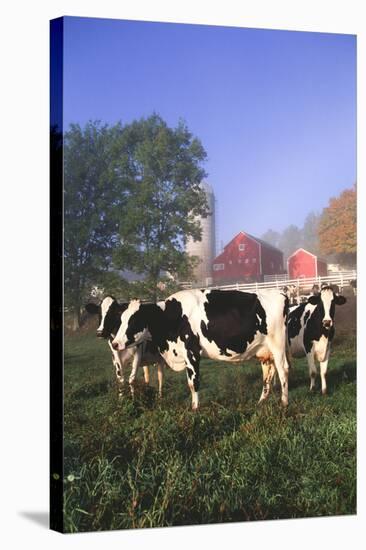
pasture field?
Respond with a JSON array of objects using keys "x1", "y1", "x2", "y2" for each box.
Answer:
[{"x1": 63, "y1": 305, "x2": 356, "y2": 533}]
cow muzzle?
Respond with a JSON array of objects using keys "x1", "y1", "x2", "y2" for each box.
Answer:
[
  {"x1": 111, "y1": 340, "x2": 122, "y2": 350},
  {"x1": 322, "y1": 319, "x2": 332, "y2": 329}
]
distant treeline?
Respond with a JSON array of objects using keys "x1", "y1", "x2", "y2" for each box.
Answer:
[{"x1": 261, "y1": 185, "x2": 356, "y2": 266}]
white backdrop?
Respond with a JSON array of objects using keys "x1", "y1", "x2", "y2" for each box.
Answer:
[{"x1": 0, "y1": 1, "x2": 364, "y2": 548}]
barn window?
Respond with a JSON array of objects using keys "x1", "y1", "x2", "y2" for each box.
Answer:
[
  {"x1": 213, "y1": 263, "x2": 225, "y2": 271},
  {"x1": 228, "y1": 260, "x2": 232, "y2": 265},
  {"x1": 239, "y1": 244, "x2": 246, "y2": 251},
  {"x1": 252, "y1": 258, "x2": 256, "y2": 263},
  {"x1": 245, "y1": 258, "x2": 249, "y2": 264}
]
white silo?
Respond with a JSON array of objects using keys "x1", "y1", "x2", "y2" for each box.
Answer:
[{"x1": 186, "y1": 181, "x2": 216, "y2": 286}]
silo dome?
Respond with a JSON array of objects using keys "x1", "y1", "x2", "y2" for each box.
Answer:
[{"x1": 186, "y1": 181, "x2": 216, "y2": 285}]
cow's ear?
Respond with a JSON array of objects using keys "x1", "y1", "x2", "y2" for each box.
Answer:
[
  {"x1": 308, "y1": 295, "x2": 320, "y2": 305},
  {"x1": 335, "y1": 295, "x2": 347, "y2": 306},
  {"x1": 85, "y1": 302, "x2": 100, "y2": 315}
]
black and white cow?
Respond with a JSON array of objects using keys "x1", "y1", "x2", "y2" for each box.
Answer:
[
  {"x1": 111, "y1": 288, "x2": 290, "y2": 410},
  {"x1": 85, "y1": 296, "x2": 165, "y2": 397},
  {"x1": 282, "y1": 284, "x2": 299, "y2": 305},
  {"x1": 261, "y1": 285, "x2": 346, "y2": 396}
]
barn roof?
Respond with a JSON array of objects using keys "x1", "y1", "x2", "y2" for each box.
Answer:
[
  {"x1": 213, "y1": 231, "x2": 284, "y2": 262},
  {"x1": 241, "y1": 232, "x2": 284, "y2": 255},
  {"x1": 287, "y1": 248, "x2": 327, "y2": 264}
]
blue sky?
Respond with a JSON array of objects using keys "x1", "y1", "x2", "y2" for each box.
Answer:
[{"x1": 63, "y1": 16, "x2": 356, "y2": 248}]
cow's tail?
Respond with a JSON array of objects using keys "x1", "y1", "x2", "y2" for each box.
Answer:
[{"x1": 285, "y1": 334, "x2": 292, "y2": 369}]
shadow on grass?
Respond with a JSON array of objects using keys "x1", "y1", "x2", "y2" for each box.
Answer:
[
  {"x1": 285, "y1": 360, "x2": 356, "y2": 396},
  {"x1": 325, "y1": 361, "x2": 356, "y2": 393}
]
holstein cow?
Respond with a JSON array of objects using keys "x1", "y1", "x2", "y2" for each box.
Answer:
[
  {"x1": 261, "y1": 284, "x2": 346, "y2": 396},
  {"x1": 282, "y1": 284, "x2": 299, "y2": 305},
  {"x1": 111, "y1": 289, "x2": 290, "y2": 410},
  {"x1": 85, "y1": 296, "x2": 165, "y2": 397}
]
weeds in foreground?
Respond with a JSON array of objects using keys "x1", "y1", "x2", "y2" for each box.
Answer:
[{"x1": 62, "y1": 332, "x2": 356, "y2": 532}]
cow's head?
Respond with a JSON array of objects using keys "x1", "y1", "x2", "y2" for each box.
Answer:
[
  {"x1": 307, "y1": 285, "x2": 346, "y2": 329},
  {"x1": 85, "y1": 295, "x2": 125, "y2": 338},
  {"x1": 111, "y1": 299, "x2": 150, "y2": 351}
]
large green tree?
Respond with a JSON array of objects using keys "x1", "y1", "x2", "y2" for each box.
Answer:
[
  {"x1": 113, "y1": 115, "x2": 209, "y2": 299},
  {"x1": 64, "y1": 115, "x2": 209, "y2": 327},
  {"x1": 64, "y1": 121, "x2": 125, "y2": 329}
]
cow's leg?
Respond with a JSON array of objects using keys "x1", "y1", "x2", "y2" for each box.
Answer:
[
  {"x1": 186, "y1": 368, "x2": 199, "y2": 410},
  {"x1": 319, "y1": 347, "x2": 330, "y2": 395},
  {"x1": 270, "y1": 348, "x2": 290, "y2": 407},
  {"x1": 128, "y1": 346, "x2": 142, "y2": 397},
  {"x1": 143, "y1": 366, "x2": 150, "y2": 385},
  {"x1": 186, "y1": 357, "x2": 200, "y2": 411},
  {"x1": 114, "y1": 360, "x2": 125, "y2": 396},
  {"x1": 258, "y1": 361, "x2": 276, "y2": 403},
  {"x1": 307, "y1": 351, "x2": 317, "y2": 392},
  {"x1": 108, "y1": 345, "x2": 125, "y2": 397},
  {"x1": 157, "y1": 363, "x2": 163, "y2": 398}
]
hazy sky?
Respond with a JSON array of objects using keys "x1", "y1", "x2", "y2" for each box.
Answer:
[{"x1": 63, "y1": 16, "x2": 356, "y2": 248}]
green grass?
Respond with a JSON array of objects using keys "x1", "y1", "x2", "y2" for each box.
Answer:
[{"x1": 62, "y1": 332, "x2": 356, "y2": 532}]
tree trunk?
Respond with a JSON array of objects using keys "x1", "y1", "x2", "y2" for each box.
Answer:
[
  {"x1": 146, "y1": 267, "x2": 160, "y2": 302},
  {"x1": 71, "y1": 306, "x2": 81, "y2": 331}
]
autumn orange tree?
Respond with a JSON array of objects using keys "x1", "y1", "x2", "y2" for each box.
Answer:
[{"x1": 318, "y1": 184, "x2": 356, "y2": 265}]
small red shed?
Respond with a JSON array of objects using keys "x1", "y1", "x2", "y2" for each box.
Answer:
[
  {"x1": 212, "y1": 231, "x2": 284, "y2": 284},
  {"x1": 287, "y1": 248, "x2": 328, "y2": 279}
]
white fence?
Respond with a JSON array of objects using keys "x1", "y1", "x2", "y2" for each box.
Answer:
[
  {"x1": 263, "y1": 274, "x2": 289, "y2": 283},
  {"x1": 180, "y1": 271, "x2": 356, "y2": 296}
]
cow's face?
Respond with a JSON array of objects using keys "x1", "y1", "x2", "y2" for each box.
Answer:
[
  {"x1": 112, "y1": 300, "x2": 149, "y2": 351},
  {"x1": 308, "y1": 286, "x2": 346, "y2": 328},
  {"x1": 85, "y1": 296, "x2": 120, "y2": 338}
]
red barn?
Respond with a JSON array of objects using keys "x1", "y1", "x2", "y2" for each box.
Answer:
[
  {"x1": 212, "y1": 231, "x2": 284, "y2": 284},
  {"x1": 287, "y1": 248, "x2": 328, "y2": 279}
]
